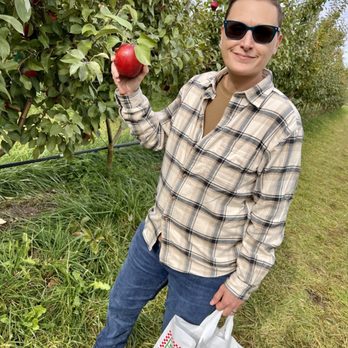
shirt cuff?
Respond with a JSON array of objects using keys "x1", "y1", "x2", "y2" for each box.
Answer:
[
  {"x1": 224, "y1": 272, "x2": 257, "y2": 301},
  {"x1": 115, "y1": 88, "x2": 145, "y2": 108}
]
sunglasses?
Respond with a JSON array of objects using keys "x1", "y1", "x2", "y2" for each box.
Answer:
[{"x1": 223, "y1": 20, "x2": 280, "y2": 44}]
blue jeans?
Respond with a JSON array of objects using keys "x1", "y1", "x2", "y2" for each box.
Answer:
[{"x1": 95, "y1": 222, "x2": 230, "y2": 348}]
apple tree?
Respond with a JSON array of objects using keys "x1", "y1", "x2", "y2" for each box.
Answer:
[
  {"x1": 0, "y1": 0, "x2": 155, "y2": 165},
  {"x1": 269, "y1": 0, "x2": 348, "y2": 112}
]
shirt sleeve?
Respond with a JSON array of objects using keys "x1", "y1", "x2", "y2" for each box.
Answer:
[
  {"x1": 115, "y1": 88, "x2": 183, "y2": 151},
  {"x1": 225, "y1": 120, "x2": 303, "y2": 300}
]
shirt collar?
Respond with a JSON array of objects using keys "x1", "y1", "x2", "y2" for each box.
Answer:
[{"x1": 209, "y1": 68, "x2": 275, "y2": 109}]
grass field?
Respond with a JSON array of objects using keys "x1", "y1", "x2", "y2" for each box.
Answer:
[{"x1": 0, "y1": 104, "x2": 347, "y2": 347}]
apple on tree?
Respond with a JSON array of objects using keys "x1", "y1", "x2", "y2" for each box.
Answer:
[
  {"x1": 23, "y1": 70, "x2": 38, "y2": 78},
  {"x1": 47, "y1": 10, "x2": 58, "y2": 22},
  {"x1": 114, "y1": 43, "x2": 144, "y2": 78},
  {"x1": 211, "y1": 1, "x2": 219, "y2": 11}
]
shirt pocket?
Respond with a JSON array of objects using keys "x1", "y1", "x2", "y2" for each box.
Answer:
[{"x1": 213, "y1": 149, "x2": 259, "y2": 195}]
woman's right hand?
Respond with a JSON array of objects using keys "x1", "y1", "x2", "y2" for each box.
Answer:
[{"x1": 111, "y1": 58, "x2": 149, "y2": 96}]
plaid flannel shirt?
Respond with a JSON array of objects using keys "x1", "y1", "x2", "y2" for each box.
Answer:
[{"x1": 115, "y1": 68, "x2": 303, "y2": 300}]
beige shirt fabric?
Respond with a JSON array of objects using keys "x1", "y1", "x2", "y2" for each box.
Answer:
[{"x1": 115, "y1": 68, "x2": 303, "y2": 300}]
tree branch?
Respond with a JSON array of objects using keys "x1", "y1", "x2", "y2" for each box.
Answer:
[{"x1": 0, "y1": 98, "x2": 32, "y2": 158}]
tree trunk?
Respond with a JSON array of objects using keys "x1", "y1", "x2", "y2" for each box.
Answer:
[
  {"x1": 0, "y1": 99, "x2": 32, "y2": 158},
  {"x1": 106, "y1": 119, "x2": 123, "y2": 174}
]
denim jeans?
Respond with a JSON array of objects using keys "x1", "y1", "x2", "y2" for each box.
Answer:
[{"x1": 94, "y1": 222, "x2": 230, "y2": 348}]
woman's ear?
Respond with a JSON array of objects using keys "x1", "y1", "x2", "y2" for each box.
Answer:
[{"x1": 272, "y1": 33, "x2": 283, "y2": 55}]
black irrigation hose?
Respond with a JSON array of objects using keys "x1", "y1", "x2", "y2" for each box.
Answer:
[{"x1": 0, "y1": 141, "x2": 140, "y2": 170}]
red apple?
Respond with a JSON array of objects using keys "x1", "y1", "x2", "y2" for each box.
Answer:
[
  {"x1": 114, "y1": 44, "x2": 143, "y2": 78},
  {"x1": 23, "y1": 70, "x2": 38, "y2": 78},
  {"x1": 48, "y1": 10, "x2": 58, "y2": 22},
  {"x1": 211, "y1": 1, "x2": 219, "y2": 11}
]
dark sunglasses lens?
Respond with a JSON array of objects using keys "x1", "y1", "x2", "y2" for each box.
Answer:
[
  {"x1": 225, "y1": 22, "x2": 247, "y2": 40},
  {"x1": 253, "y1": 26, "x2": 276, "y2": 43}
]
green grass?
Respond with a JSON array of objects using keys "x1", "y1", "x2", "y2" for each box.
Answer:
[{"x1": 0, "y1": 104, "x2": 347, "y2": 347}]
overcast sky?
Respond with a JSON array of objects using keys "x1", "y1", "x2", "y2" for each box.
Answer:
[{"x1": 343, "y1": 8, "x2": 348, "y2": 67}]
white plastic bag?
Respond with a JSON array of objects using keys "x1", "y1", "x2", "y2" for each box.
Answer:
[{"x1": 153, "y1": 310, "x2": 243, "y2": 348}]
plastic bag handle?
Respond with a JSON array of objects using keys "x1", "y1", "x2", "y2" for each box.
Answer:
[
  {"x1": 197, "y1": 310, "x2": 223, "y2": 343},
  {"x1": 222, "y1": 314, "x2": 234, "y2": 340}
]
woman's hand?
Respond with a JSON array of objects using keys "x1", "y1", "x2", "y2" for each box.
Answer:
[{"x1": 111, "y1": 58, "x2": 149, "y2": 96}]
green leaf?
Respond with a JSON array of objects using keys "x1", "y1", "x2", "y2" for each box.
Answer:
[
  {"x1": 26, "y1": 59, "x2": 44, "y2": 71},
  {"x1": 46, "y1": 136, "x2": 56, "y2": 152},
  {"x1": 33, "y1": 146, "x2": 41, "y2": 159},
  {"x1": 137, "y1": 22, "x2": 146, "y2": 31},
  {"x1": 0, "y1": 60, "x2": 19, "y2": 72},
  {"x1": 114, "y1": 16, "x2": 132, "y2": 30},
  {"x1": 158, "y1": 28, "x2": 166, "y2": 38},
  {"x1": 91, "y1": 281, "x2": 111, "y2": 291},
  {"x1": 95, "y1": 25, "x2": 120, "y2": 39},
  {"x1": 176, "y1": 57, "x2": 183, "y2": 70},
  {"x1": 134, "y1": 45, "x2": 151, "y2": 66},
  {"x1": 82, "y1": 8, "x2": 94, "y2": 21},
  {"x1": 120, "y1": 4, "x2": 138, "y2": 22},
  {"x1": 163, "y1": 35, "x2": 169, "y2": 45},
  {"x1": 87, "y1": 61, "x2": 103, "y2": 83},
  {"x1": 77, "y1": 40, "x2": 92, "y2": 55},
  {"x1": 78, "y1": 64, "x2": 88, "y2": 81},
  {"x1": 37, "y1": 133, "x2": 46, "y2": 146},
  {"x1": 0, "y1": 15, "x2": 24, "y2": 34},
  {"x1": 1, "y1": 141, "x2": 11, "y2": 154},
  {"x1": 137, "y1": 33, "x2": 156, "y2": 49},
  {"x1": 23, "y1": 257, "x2": 36, "y2": 265},
  {"x1": 69, "y1": 0, "x2": 76, "y2": 9},
  {"x1": 98, "y1": 101, "x2": 106, "y2": 113},
  {"x1": 64, "y1": 125, "x2": 74, "y2": 138},
  {"x1": 27, "y1": 305, "x2": 46, "y2": 320},
  {"x1": 70, "y1": 24, "x2": 82, "y2": 34},
  {"x1": 69, "y1": 62, "x2": 84, "y2": 75},
  {"x1": 82, "y1": 23, "x2": 97, "y2": 36},
  {"x1": 50, "y1": 124, "x2": 63, "y2": 136},
  {"x1": 172, "y1": 27, "x2": 179, "y2": 39},
  {"x1": 38, "y1": 28, "x2": 49, "y2": 48},
  {"x1": 15, "y1": 0, "x2": 32, "y2": 23},
  {"x1": 68, "y1": 49, "x2": 85, "y2": 61},
  {"x1": 92, "y1": 53, "x2": 109, "y2": 60},
  {"x1": 73, "y1": 296, "x2": 81, "y2": 307},
  {"x1": 0, "y1": 37, "x2": 10, "y2": 60},
  {"x1": 88, "y1": 105, "x2": 99, "y2": 118},
  {"x1": 0, "y1": 27, "x2": 10, "y2": 39},
  {"x1": 106, "y1": 36, "x2": 120, "y2": 50},
  {"x1": 0, "y1": 315, "x2": 10, "y2": 325},
  {"x1": 164, "y1": 14, "x2": 175, "y2": 25},
  {"x1": 99, "y1": 6, "x2": 132, "y2": 30},
  {"x1": 61, "y1": 49, "x2": 85, "y2": 64},
  {"x1": 99, "y1": 5, "x2": 113, "y2": 17},
  {"x1": 54, "y1": 113, "x2": 68, "y2": 122},
  {"x1": 90, "y1": 241, "x2": 99, "y2": 254},
  {"x1": 8, "y1": 131, "x2": 21, "y2": 142},
  {"x1": 40, "y1": 51, "x2": 51, "y2": 72},
  {"x1": 19, "y1": 75, "x2": 32, "y2": 90}
]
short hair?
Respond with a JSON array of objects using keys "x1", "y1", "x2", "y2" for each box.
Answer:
[{"x1": 224, "y1": 0, "x2": 284, "y2": 27}]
